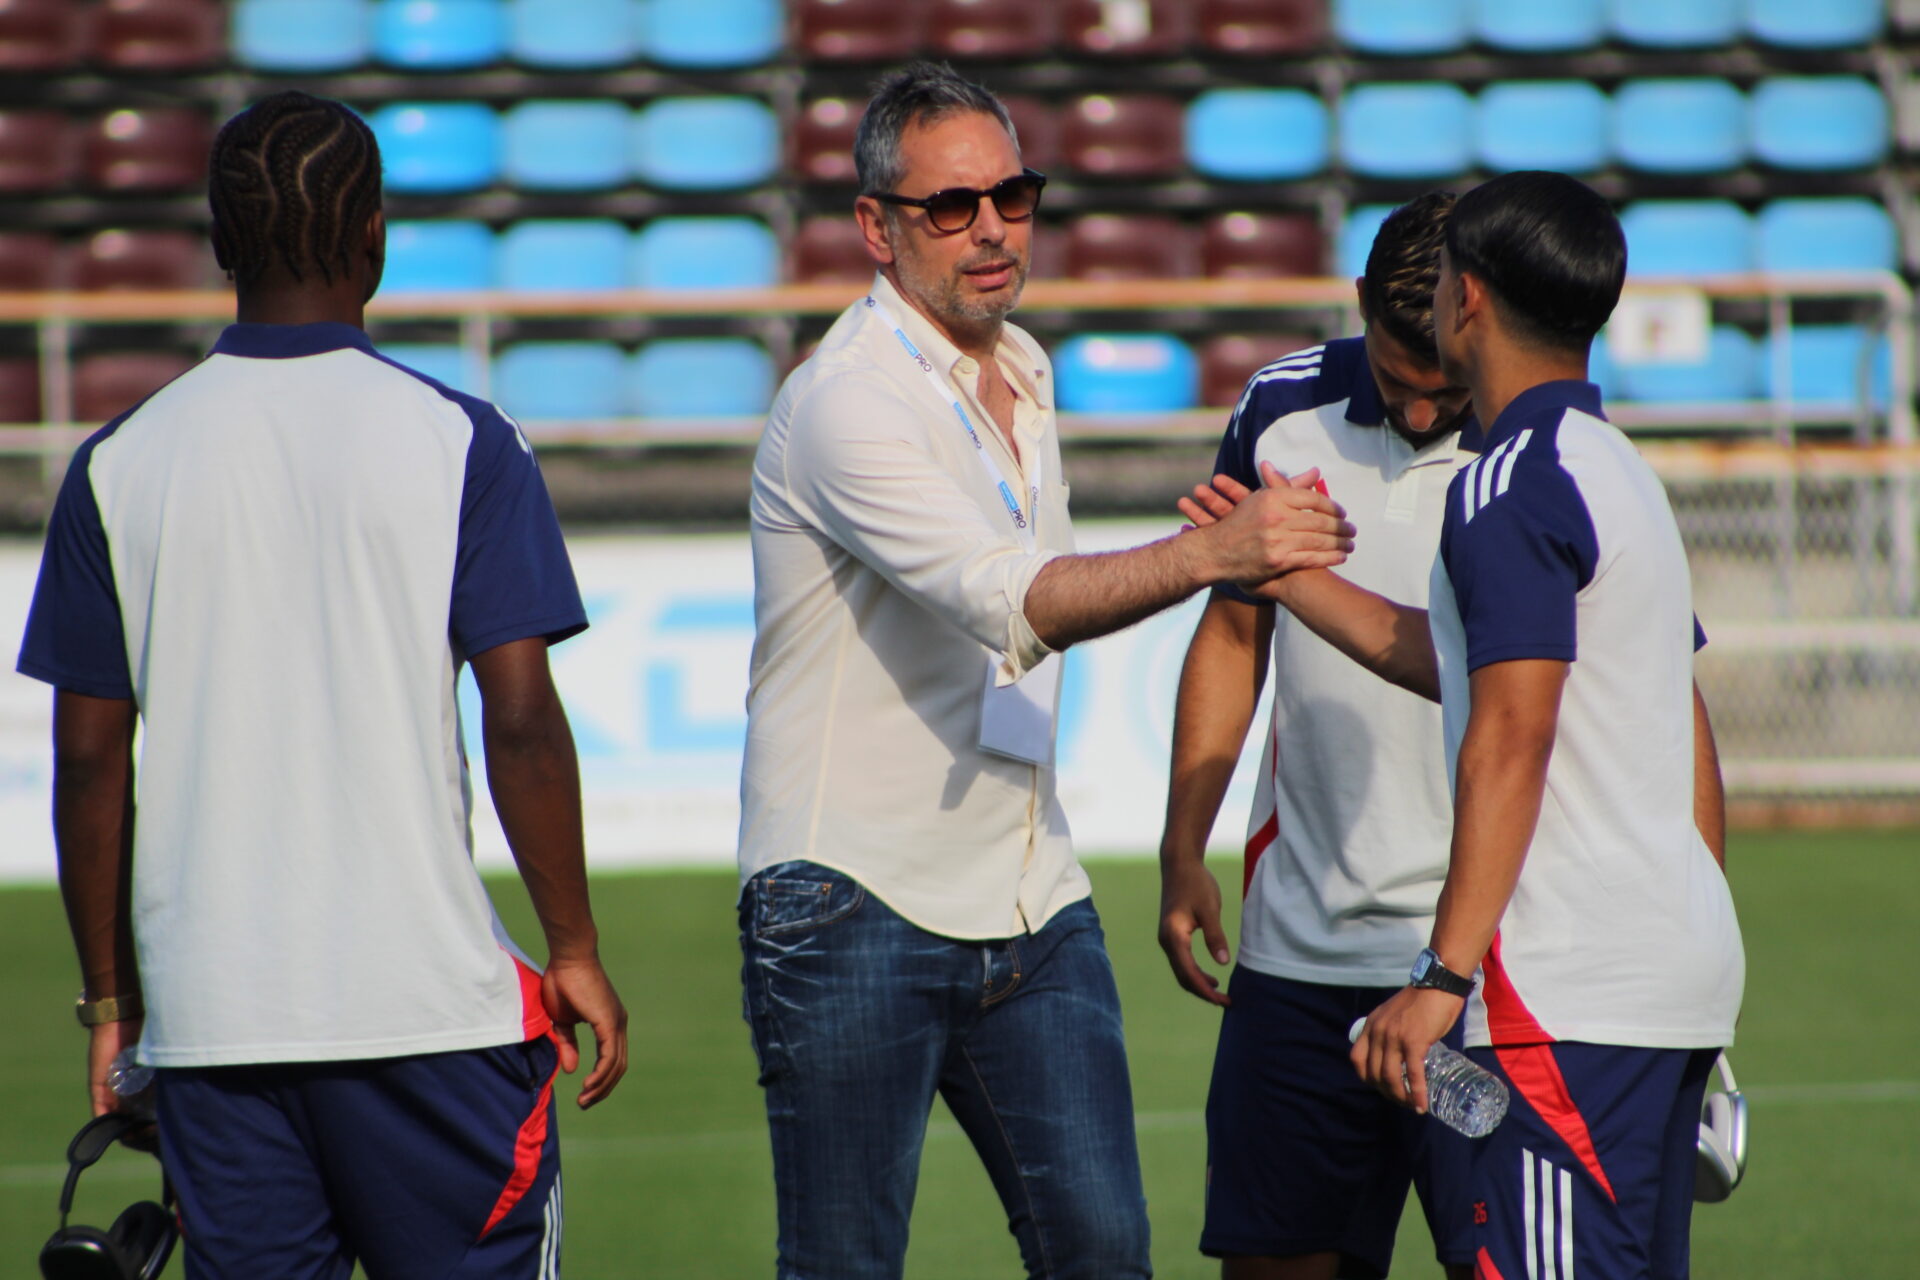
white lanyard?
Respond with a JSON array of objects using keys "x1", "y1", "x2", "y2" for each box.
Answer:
[{"x1": 864, "y1": 294, "x2": 1040, "y2": 546}]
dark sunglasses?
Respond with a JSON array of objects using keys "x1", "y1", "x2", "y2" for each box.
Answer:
[{"x1": 870, "y1": 169, "x2": 1048, "y2": 234}]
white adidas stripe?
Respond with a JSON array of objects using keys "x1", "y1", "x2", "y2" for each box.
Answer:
[
  {"x1": 1496, "y1": 428, "x2": 1535, "y2": 500},
  {"x1": 1522, "y1": 1149, "x2": 1538, "y2": 1280},
  {"x1": 1559, "y1": 1165, "x2": 1575, "y2": 1280},
  {"x1": 539, "y1": 1174, "x2": 564, "y2": 1280},
  {"x1": 1461, "y1": 429, "x2": 1535, "y2": 523},
  {"x1": 1519, "y1": 1150, "x2": 1577, "y2": 1280}
]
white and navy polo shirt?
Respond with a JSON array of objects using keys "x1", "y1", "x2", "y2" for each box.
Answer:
[
  {"x1": 1428, "y1": 379, "x2": 1744, "y2": 1050},
  {"x1": 1215, "y1": 337, "x2": 1477, "y2": 986},
  {"x1": 17, "y1": 322, "x2": 587, "y2": 1068}
]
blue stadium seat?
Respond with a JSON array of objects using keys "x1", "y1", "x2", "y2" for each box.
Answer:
[
  {"x1": 498, "y1": 220, "x2": 628, "y2": 292},
  {"x1": 1620, "y1": 201, "x2": 1754, "y2": 277},
  {"x1": 371, "y1": 0, "x2": 504, "y2": 68},
  {"x1": 371, "y1": 103, "x2": 498, "y2": 193},
  {"x1": 1757, "y1": 198, "x2": 1898, "y2": 273},
  {"x1": 1339, "y1": 84, "x2": 1473, "y2": 178},
  {"x1": 643, "y1": 0, "x2": 781, "y2": 68},
  {"x1": 1746, "y1": 0, "x2": 1882, "y2": 49},
  {"x1": 629, "y1": 217, "x2": 779, "y2": 289},
  {"x1": 1612, "y1": 326, "x2": 1759, "y2": 402},
  {"x1": 1750, "y1": 77, "x2": 1889, "y2": 171},
  {"x1": 507, "y1": 0, "x2": 636, "y2": 67},
  {"x1": 1471, "y1": 0, "x2": 1605, "y2": 51},
  {"x1": 1608, "y1": 0, "x2": 1739, "y2": 47},
  {"x1": 632, "y1": 97, "x2": 779, "y2": 191},
  {"x1": 1339, "y1": 205, "x2": 1396, "y2": 279},
  {"x1": 1333, "y1": 0, "x2": 1469, "y2": 54},
  {"x1": 380, "y1": 343, "x2": 476, "y2": 390},
  {"x1": 1613, "y1": 79, "x2": 1747, "y2": 173},
  {"x1": 1764, "y1": 325, "x2": 1891, "y2": 406},
  {"x1": 1055, "y1": 334, "x2": 1198, "y2": 413},
  {"x1": 1476, "y1": 81, "x2": 1609, "y2": 173},
  {"x1": 382, "y1": 220, "x2": 494, "y2": 292},
  {"x1": 232, "y1": 0, "x2": 369, "y2": 70},
  {"x1": 1587, "y1": 333, "x2": 1620, "y2": 400},
  {"x1": 495, "y1": 343, "x2": 626, "y2": 420},
  {"x1": 1185, "y1": 89, "x2": 1330, "y2": 181},
  {"x1": 503, "y1": 101, "x2": 631, "y2": 190},
  {"x1": 627, "y1": 338, "x2": 775, "y2": 417}
]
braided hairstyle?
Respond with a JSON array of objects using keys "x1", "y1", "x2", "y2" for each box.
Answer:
[
  {"x1": 1360, "y1": 190, "x2": 1457, "y2": 366},
  {"x1": 208, "y1": 91, "x2": 382, "y2": 288}
]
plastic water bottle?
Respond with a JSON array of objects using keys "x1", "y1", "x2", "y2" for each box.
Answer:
[
  {"x1": 108, "y1": 1046, "x2": 155, "y2": 1098},
  {"x1": 1349, "y1": 1018, "x2": 1509, "y2": 1138}
]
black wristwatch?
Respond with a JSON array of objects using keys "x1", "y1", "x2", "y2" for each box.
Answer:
[{"x1": 1408, "y1": 947, "x2": 1475, "y2": 997}]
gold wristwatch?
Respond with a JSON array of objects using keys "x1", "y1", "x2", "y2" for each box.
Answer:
[{"x1": 74, "y1": 993, "x2": 143, "y2": 1026}]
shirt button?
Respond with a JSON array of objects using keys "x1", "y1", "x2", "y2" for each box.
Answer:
[{"x1": 955, "y1": 357, "x2": 978, "y2": 375}]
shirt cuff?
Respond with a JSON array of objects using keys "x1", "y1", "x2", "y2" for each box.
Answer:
[{"x1": 997, "y1": 549, "x2": 1065, "y2": 686}]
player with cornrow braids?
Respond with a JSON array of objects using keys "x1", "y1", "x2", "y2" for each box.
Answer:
[{"x1": 21, "y1": 89, "x2": 626, "y2": 1278}]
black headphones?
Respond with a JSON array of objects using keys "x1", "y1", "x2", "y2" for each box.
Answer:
[{"x1": 39, "y1": 1112, "x2": 178, "y2": 1280}]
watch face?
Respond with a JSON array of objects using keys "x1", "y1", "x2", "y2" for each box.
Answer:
[{"x1": 1411, "y1": 949, "x2": 1436, "y2": 983}]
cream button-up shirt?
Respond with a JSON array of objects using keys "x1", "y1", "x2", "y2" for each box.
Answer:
[{"x1": 739, "y1": 273, "x2": 1089, "y2": 939}]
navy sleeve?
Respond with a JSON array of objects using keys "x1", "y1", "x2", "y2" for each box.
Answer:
[
  {"x1": 1440, "y1": 432, "x2": 1600, "y2": 673},
  {"x1": 1694, "y1": 615, "x2": 1707, "y2": 651},
  {"x1": 450, "y1": 401, "x2": 588, "y2": 658},
  {"x1": 16, "y1": 434, "x2": 134, "y2": 699}
]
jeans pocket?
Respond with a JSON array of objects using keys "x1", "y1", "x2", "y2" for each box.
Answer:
[{"x1": 748, "y1": 863, "x2": 865, "y2": 938}]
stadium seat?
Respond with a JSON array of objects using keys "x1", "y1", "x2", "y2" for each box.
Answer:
[
  {"x1": 0, "y1": 230, "x2": 63, "y2": 290},
  {"x1": 1063, "y1": 214, "x2": 1198, "y2": 280},
  {"x1": 1061, "y1": 0, "x2": 1194, "y2": 56},
  {"x1": 379, "y1": 342, "x2": 475, "y2": 390},
  {"x1": 1586, "y1": 332, "x2": 1619, "y2": 400},
  {"x1": 1756, "y1": 198, "x2": 1899, "y2": 273},
  {"x1": 1202, "y1": 211, "x2": 1325, "y2": 278},
  {"x1": 997, "y1": 96, "x2": 1060, "y2": 175},
  {"x1": 633, "y1": 97, "x2": 779, "y2": 191},
  {"x1": 0, "y1": 358, "x2": 40, "y2": 424},
  {"x1": 789, "y1": 216, "x2": 876, "y2": 284},
  {"x1": 1750, "y1": 77, "x2": 1889, "y2": 171},
  {"x1": 1746, "y1": 0, "x2": 1882, "y2": 48},
  {"x1": 498, "y1": 220, "x2": 628, "y2": 292},
  {"x1": 0, "y1": 0, "x2": 84, "y2": 70},
  {"x1": 790, "y1": 98, "x2": 860, "y2": 184},
  {"x1": 503, "y1": 101, "x2": 630, "y2": 190},
  {"x1": 74, "y1": 351, "x2": 199, "y2": 423},
  {"x1": 380, "y1": 220, "x2": 495, "y2": 292},
  {"x1": 372, "y1": 0, "x2": 504, "y2": 67},
  {"x1": 1619, "y1": 201, "x2": 1754, "y2": 276},
  {"x1": 231, "y1": 0, "x2": 369, "y2": 71},
  {"x1": 1199, "y1": 0, "x2": 1328, "y2": 55},
  {"x1": 69, "y1": 228, "x2": 211, "y2": 291},
  {"x1": 1186, "y1": 88, "x2": 1330, "y2": 181},
  {"x1": 1333, "y1": 0, "x2": 1469, "y2": 55},
  {"x1": 1477, "y1": 80, "x2": 1609, "y2": 173},
  {"x1": 629, "y1": 217, "x2": 779, "y2": 289},
  {"x1": 1613, "y1": 79, "x2": 1747, "y2": 173},
  {"x1": 644, "y1": 0, "x2": 781, "y2": 67},
  {"x1": 1612, "y1": 325, "x2": 1758, "y2": 402},
  {"x1": 371, "y1": 103, "x2": 499, "y2": 193},
  {"x1": 1054, "y1": 333, "x2": 1199, "y2": 413},
  {"x1": 790, "y1": 0, "x2": 921, "y2": 61},
  {"x1": 1471, "y1": 0, "x2": 1604, "y2": 50},
  {"x1": 494, "y1": 342, "x2": 625, "y2": 420},
  {"x1": 1764, "y1": 324, "x2": 1891, "y2": 406},
  {"x1": 1607, "y1": 0, "x2": 1739, "y2": 47},
  {"x1": 0, "y1": 109, "x2": 74, "y2": 193},
  {"x1": 83, "y1": 107, "x2": 211, "y2": 191},
  {"x1": 1060, "y1": 95, "x2": 1186, "y2": 178},
  {"x1": 627, "y1": 338, "x2": 775, "y2": 417},
  {"x1": 1201, "y1": 333, "x2": 1320, "y2": 407},
  {"x1": 926, "y1": 0, "x2": 1053, "y2": 59},
  {"x1": 1339, "y1": 204, "x2": 1395, "y2": 279},
  {"x1": 507, "y1": 0, "x2": 636, "y2": 67},
  {"x1": 1339, "y1": 84, "x2": 1473, "y2": 178},
  {"x1": 91, "y1": 0, "x2": 225, "y2": 69}
]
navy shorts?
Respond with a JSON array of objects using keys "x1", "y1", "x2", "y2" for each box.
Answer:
[
  {"x1": 1201, "y1": 967, "x2": 1475, "y2": 1278},
  {"x1": 1468, "y1": 1042, "x2": 1717, "y2": 1280},
  {"x1": 155, "y1": 1035, "x2": 563, "y2": 1280}
]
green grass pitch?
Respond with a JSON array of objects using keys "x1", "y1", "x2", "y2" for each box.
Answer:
[{"x1": 3, "y1": 831, "x2": 1917, "y2": 1276}]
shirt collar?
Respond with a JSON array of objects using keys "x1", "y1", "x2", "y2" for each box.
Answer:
[
  {"x1": 867, "y1": 272, "x2": 1045, "y2": 408},
  {"x1": 1469, "y1": 379, "x2": 1606, "y2": 451},
  {"x1": 211, "y1": 322, "x2": 374, "y2": 360},
  {"x1": 1343, "y1": 348, "x2": 1385, "y2": 427}
]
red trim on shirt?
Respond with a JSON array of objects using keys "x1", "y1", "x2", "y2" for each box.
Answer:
[
  {"x1": 479, "y1": 1059, "x2": 556, "y2": 1240},
  {"x1": 514, "y1": 954, "x2": 552, "y2": 1040},
  {"x1": 1480, "y1": 931, "x2": 1549, "y2": 1044},
  {"x1": 1243, "y1": 811, "x2": 1278, "y2": 897},
  {"x1": 1474, "y1": 1247, "x2": 1506, "y2": 1280},
  {"x1": 1493, "y1": 1043, "x2": 1617, "y2": 1203}
]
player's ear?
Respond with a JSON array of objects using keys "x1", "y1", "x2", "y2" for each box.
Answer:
[
  {"x1": 209, "y1": 218, "x2": 231, "y2": 275},
  {"x1": 854, "y1": 197, "x2": 896, "y2": 266},
  {"x1": 1354, "y1": 276, "x2": 1369, "y2": 322},
  {"x1": 1452, "y1": 268, "x2": 1482, "y2": 332},
  {"x1": 361, "y1": 208, "x2": 386, "y2": 299}
]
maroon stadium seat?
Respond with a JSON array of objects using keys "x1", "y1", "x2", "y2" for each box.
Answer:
[
  {"x1": 83, "y1": 106, "x2": 212, "y2": 192},
  {"x1": 791, "y1": 0, "x2": 922, "y2": 61},
  {"x1": 74, "y1": 350, "x2": 199, "y2": 423},
  {"x1": 0, "y1": 0, "x2": 84, "y2": 71},
  {"x1": 1199, "y1": 0, "x2": 1328, "y2": 56},
  {"x1": 926, "y1": 0, "x2": 1054, "y2": 60},
  {"x1": 791, "y1": 98, "x2": 861, "y2": 184},
  {"x1": 0, "y1": 231, "x2": 64, "y2": 291},
  {"x1": 1202, "y1": 210, "x2": 1326, "y2": 278},
  {"x1": 89, "y1": 0, "x2": 226, "y2": 70},
  {"x1": 0, "y1": 109, "x2": 75, "y2": 194},
  {"x1": 0, "y1": 358, "x2": 41, "y2": 424},
  {"x1": 1000, "y1": 94, "x2": 1060, "y2": 175},
  {"x1": 1060, "y1": 0, "x2": 1193, "y2": 56},
  {"x1": 1201, "y1": 332, "x2": 1320, "y2": 408},
  {"x1": 69, "y1": 229, "x2": 212, "y2": 292},
  {"x1": 1062, "y1": 213, "x2": 1198, "y2": 280},
  {"x1": 789, "y1": 216, "x2": 875, "y2": 284},
  {"x1": 1060, "y1": 94, "x2": 1185, "y2": 178}
]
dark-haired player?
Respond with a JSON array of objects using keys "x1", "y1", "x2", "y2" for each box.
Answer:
[
  {"x1": 18, "y1": 90, "x2": 626, "y2": 1278},
  {"x1": 1186, "y1": 171, "x2": 1744, "y2": 1280},
  {"x1": 1159, "y1": 192, "x2": 1476, "y2": 1280}
]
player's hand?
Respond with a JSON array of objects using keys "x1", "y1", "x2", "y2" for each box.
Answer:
[
  {"x1": 1187, "y1": 465, "x2": 1352, "y2": 586},
  {"x1": 542, "y1": 956, "x2": 629, "y2": 1109},
  {"x1": 86, "y1": 1019, "x2": 159, "y2": 1152},
  {"x1": 1157, "y1": 858, "x2": 1232, "y2": 1007},
  {"x1": 1180, "y1": 467, "x2": 1339, "y2": 605},
  {"x1": 1350, "y1": 985, "x2": 1465, "y2": 1115}
]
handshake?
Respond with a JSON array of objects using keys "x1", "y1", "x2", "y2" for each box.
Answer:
[{"x1": 1178, "y1": 460, "x2": 1354, "y2": 592}]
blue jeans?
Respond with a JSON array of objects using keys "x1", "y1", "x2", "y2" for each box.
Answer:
[{"x1": 739, "y1": 861, "x2": 1152, "y2": 1280}]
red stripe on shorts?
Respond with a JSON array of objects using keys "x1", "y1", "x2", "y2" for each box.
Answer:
[
  {"x1": 1475, "y1": 1245, "x2": 1507, "y2": 1280},
  {"x1": 479, "y1": 1064, "x2": 556, "y2": 1240},
  {"x1": 1492, "y1": 1043, "x2": 1617, "y2": 1203}
]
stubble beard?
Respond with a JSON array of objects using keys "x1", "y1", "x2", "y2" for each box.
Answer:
[{"x1": 895, "y1": 243, "x2": 1030, "y2": 349}]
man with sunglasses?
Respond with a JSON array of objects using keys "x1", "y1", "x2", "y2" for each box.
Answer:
[{"x1": 738, "y1": 61, "x2": 1354, "y2": 1280}]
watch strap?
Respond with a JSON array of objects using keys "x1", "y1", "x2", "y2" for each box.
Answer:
[
  {"x1": 74, "y1": 993, "x2": 143, "y2": 1027},
  {"x1": 1409, "y1": 948, "x2": 1475, "y2": 997}
]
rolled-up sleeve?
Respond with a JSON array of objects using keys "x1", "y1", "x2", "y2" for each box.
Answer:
[{"x1": 782, "y1": 373, "x2": 1060, "y2": 681}]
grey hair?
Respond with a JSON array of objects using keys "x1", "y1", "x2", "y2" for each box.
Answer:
[{"x1": 854, "y1": 60, "x2": 1020, "y2": 196}]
